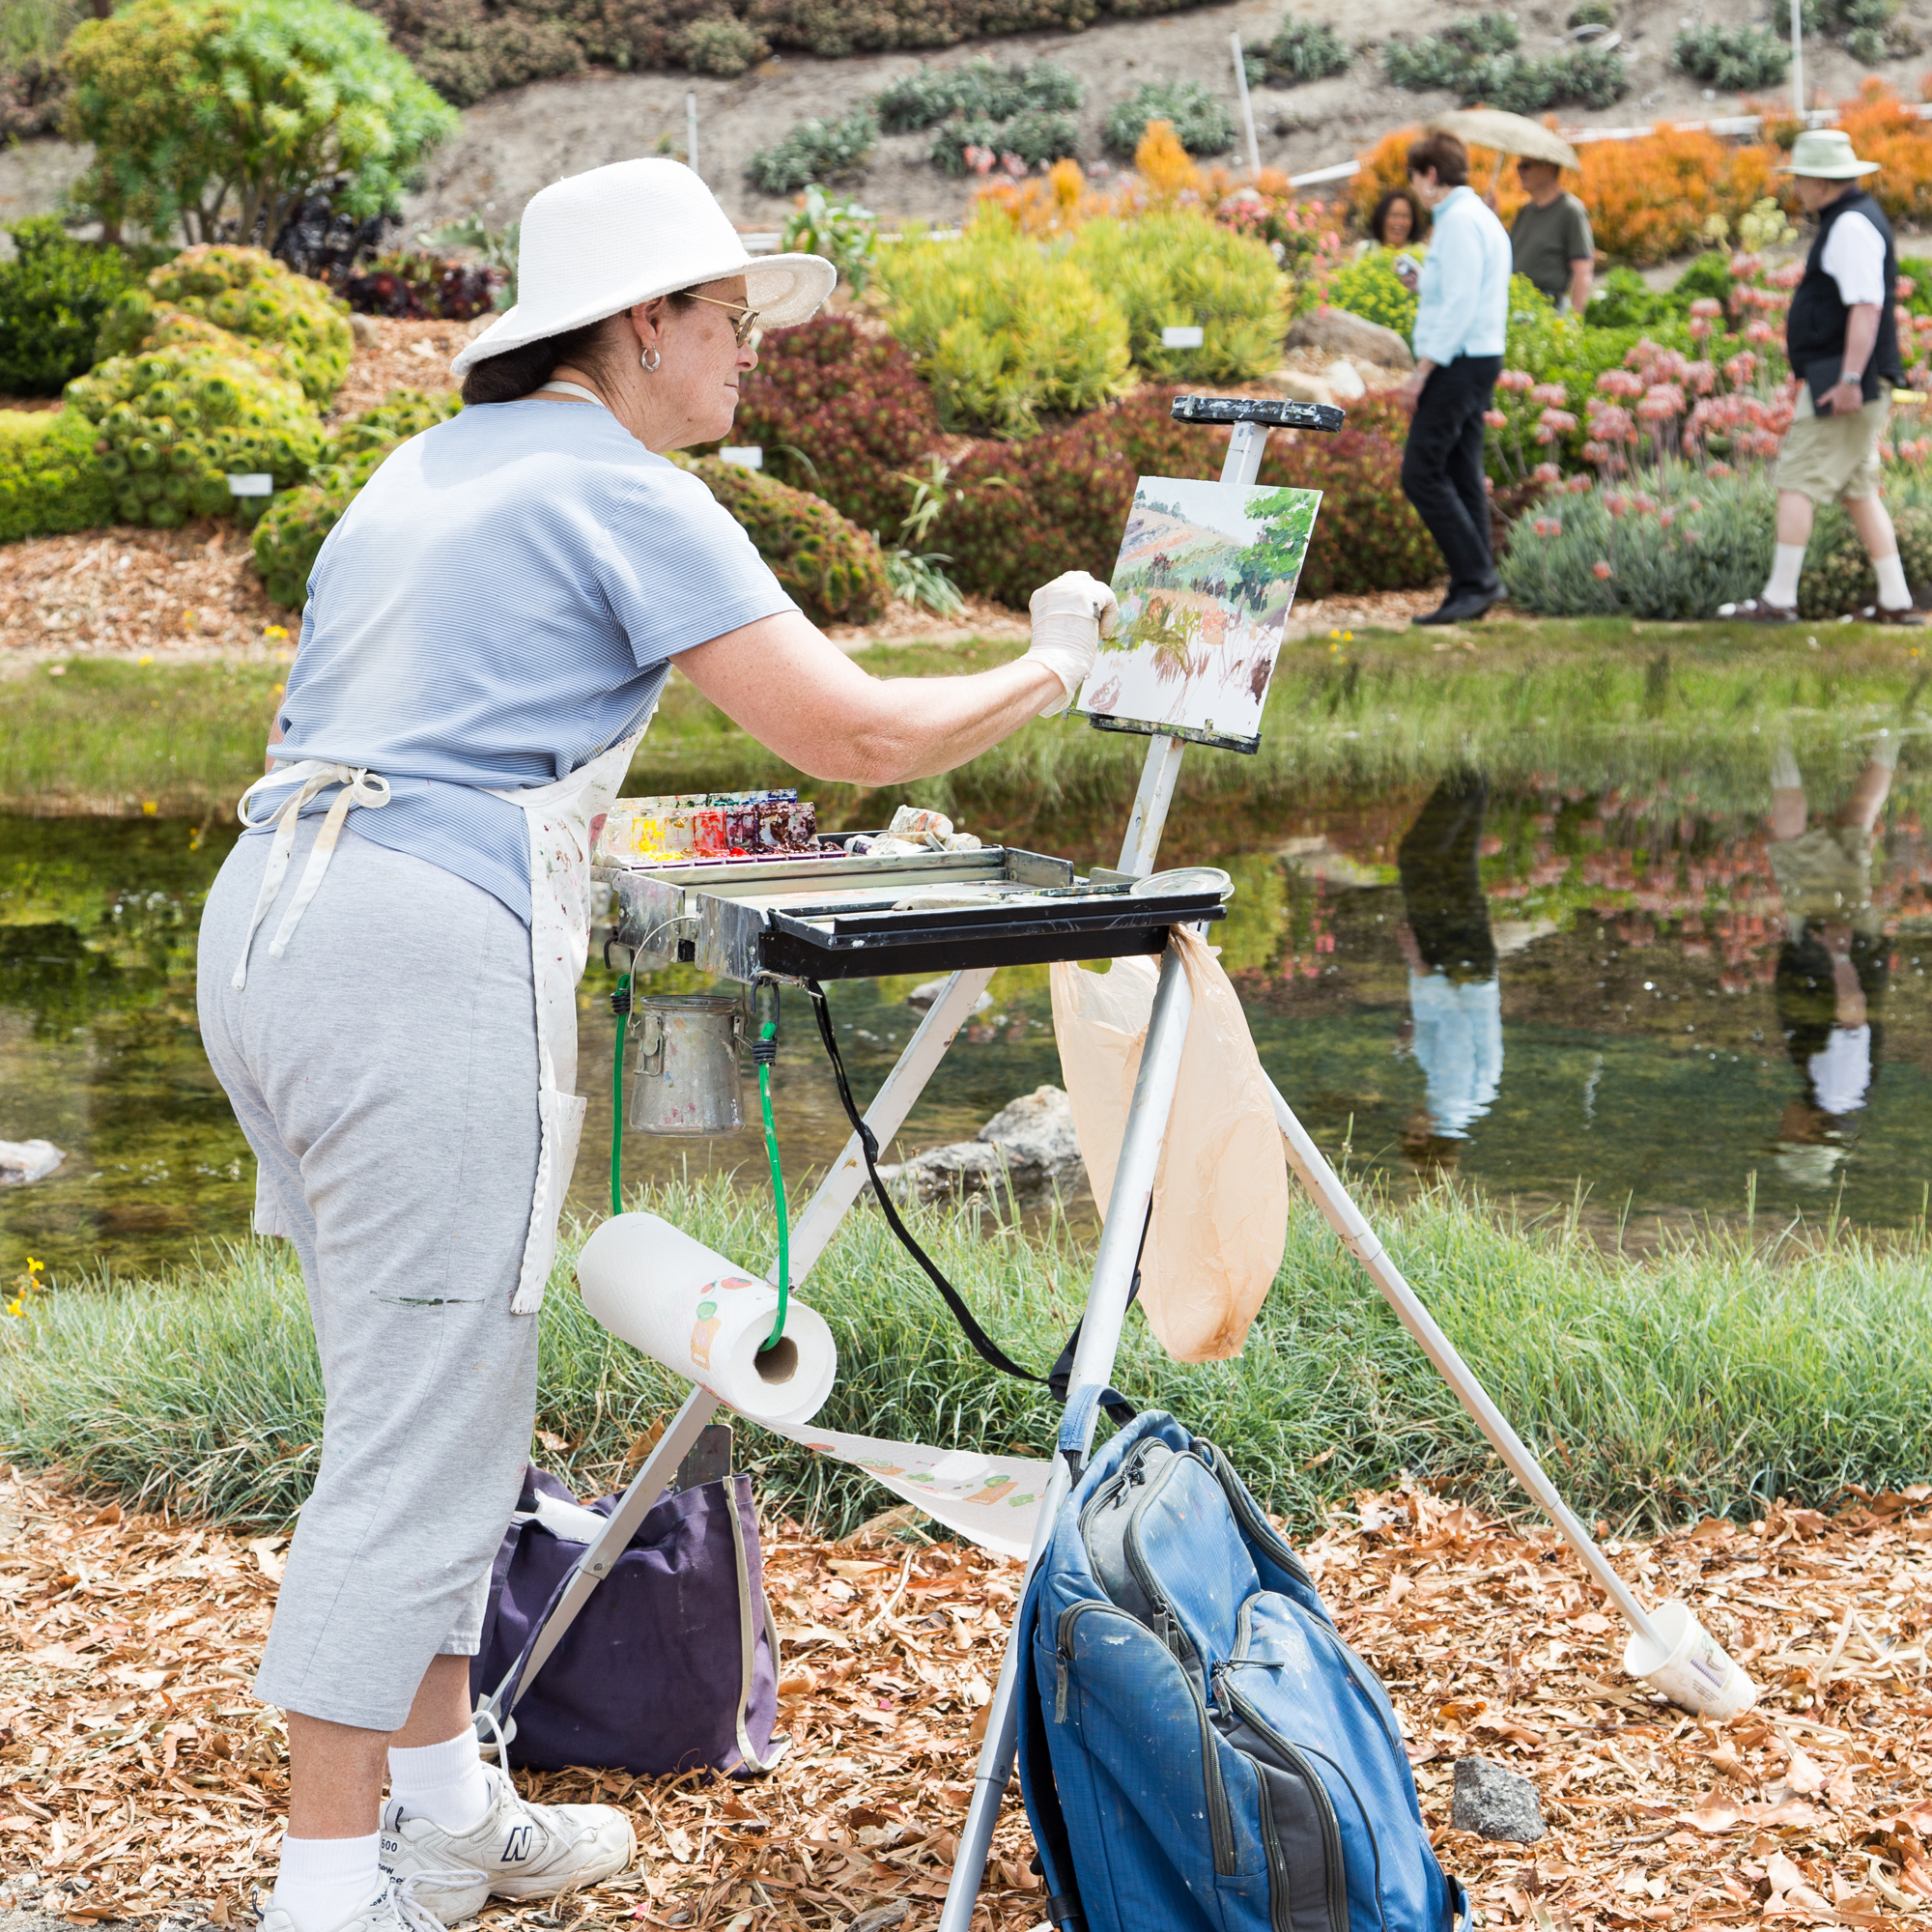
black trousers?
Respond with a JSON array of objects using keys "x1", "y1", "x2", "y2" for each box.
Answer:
[{"x1": 1400, "y1": 354, "x2": 1503, "y2": 599}]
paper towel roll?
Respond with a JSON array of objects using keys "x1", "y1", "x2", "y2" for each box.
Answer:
[{"x1": 576, "y1": 1212, "x2": 837, "y2": 1427}]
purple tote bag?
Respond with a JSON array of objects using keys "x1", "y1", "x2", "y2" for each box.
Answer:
[{"x1": 470, "y1": 1466, "x2": 783, "y2": 1776}]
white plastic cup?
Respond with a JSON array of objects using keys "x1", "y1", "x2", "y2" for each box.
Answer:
[{"x1": 1622, "y1": 1599, "x2": 1759, "y2": 1719}]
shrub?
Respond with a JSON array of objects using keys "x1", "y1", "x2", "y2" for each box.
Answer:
[
  {"x1": 1833, "y1": 81, "x2": 1932, "y2": 228},
  {"x1": 678, "y1": 14, "x2": 768, "y2": 71},
  {"x1": 1798, "y1": 501, "x2": 1932, "y2": 617},
  {"x1": 1250, "y1": 17, "x2": 1351, "y2": 84},
  {"x1": 1323, "y1": 249, "x2": 1416, "y2": 339},
  {"x1": 747, "y1": 0, "x2": 1098, "y2": 62},
  {"x1": 340, "y1": 250, "x2": 502, "y2": 320},
  {"x1": 932, "y1": 104, "x2": 1080, "y2": 172},
  {"x1": 931, "y1": 387, "x2": 1438, "y2": 606},
  {"x1": 1, "y1": 0, "x2": 73, "y2": 138},
  {"x1": 747, "y1": 108, "x2": 879, "y2": 194},
  {"x1": 96, "y1": 245, "x2": 355, "y2": 403},
  {"x1": 684, "y1": 455, "x2": 891, "y2": 623},
  {"x1": 1065, "y1": 211, "x2": 1289, "y2": 382},
  {"x1": 781, "y1": 187, "x2": 877, "y2": 295},
  {"x1": 1672, "y1": 23, "x2": 1790, "y2": 90},
  {"x1": 252, "y1": 388, "x2": 462, "y2": 606},
  {"x1": 1577, "y1": 124, "x2": 1776, "y2": 264},
  {"x1": 1500, "y1": 466, "x2": 1774, "y2": 618},
  {"x1": 63, "y1": 0, "x2": 456, "y2": 249},
  {"x1": 1383, "y1": 17, "x2": 1627, "y2": 110},
  {"x1": 0, "y1": 409, "x2": 117, "y2": 544},
  {"x1": 354, "y1": 0, "x2": 587, "y2": 106},
  {"x1": 875, "y1": 218, "x2": 1131, "y2": 434},
  {"x1": 1103, "y1": 79, "x2": 1234, "y2": 158},
  {"x1": 0, "y1": 219, "x2": 142, "y2": 398},
  {"x1": 62, "y1": 340, "x2": 324, "y2": 530},
  {"x1": 726, "y1": 312, "x2": 942, "y2": 531},
  {"x1": 875, "y1": 54, "x2": 1080, "y2": 128},
  {"x1": 1806, "y1": 0, "x2": 1902, "y2": 64}
]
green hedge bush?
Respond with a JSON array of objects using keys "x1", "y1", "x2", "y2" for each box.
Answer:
[
  {"x1": 1102, "y1": 78, "x2": 1233, "y2": 157},
  {"x1": 1382, "y1": 13, "x2": 1627, "y2": 109},
  {"x1": 0, "y1": 219, "x2": 142, "y2": 398},
  {"x1": 63, "y1": 340, "x2": 323, "y2": 530},
  {"x1": 1321, "y1": 250, "x2": 1417, "y2": 339},
  {"x1": 251, "y1": 388, "x2": 462, "y2": 608},
  {"x1": 1248, "y1": 17, "x2": 1351, "y2": 84},
  {"x1": 0, "y1": 409, "x2": 118, "y2": 544},
  {"x1": 1672, "y1": 22, "x2": 1790, "y2": 90},
  {"x1": 746, "y1": 108, "x2": 879, "y2": 194},
  {"x1": 1066, "y1": 211, "x2": 1288, "y2": 383},
  {"x1": 876, "y1": 221, "x2": 1131, "y2": 435},
  {"x1": 96, "y1": 245, "x2": 354, "y2": 404}
]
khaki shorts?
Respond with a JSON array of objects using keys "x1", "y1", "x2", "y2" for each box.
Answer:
[
  {"x1": 1768, "y1": 821, "x2": 1880, "y2": 930},
  {"x1": 1775, "y1": 391, "x2": 1889, "y2": 504}
]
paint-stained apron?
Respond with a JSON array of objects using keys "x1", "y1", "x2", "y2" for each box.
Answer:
[{"x1": 228, "y1": 725, "x2": 646, "y2": 1313}]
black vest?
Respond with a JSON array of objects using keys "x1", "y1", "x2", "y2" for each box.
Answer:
[{"x1": 1786, "y1": 186, "x2": 1902, "y2": 400}]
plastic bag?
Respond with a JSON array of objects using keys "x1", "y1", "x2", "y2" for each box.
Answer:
[{"x1": 1049, "y1": 926, "x2": 1287, "y2": 1362}]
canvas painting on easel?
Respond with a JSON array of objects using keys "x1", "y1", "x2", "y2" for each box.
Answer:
[{"x1": 1075, "y1": 475, "x2": 1321, "y2": 753}]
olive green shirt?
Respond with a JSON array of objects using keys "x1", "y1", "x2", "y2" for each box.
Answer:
[{"x1": 1510, "y1": 193, "x2": 1593, "y2": 304}]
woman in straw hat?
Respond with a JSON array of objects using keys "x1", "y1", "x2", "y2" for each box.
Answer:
[
  {"x1": 1723, "y1": 128, "x2": 1925, "y2": 626},
  {"x1": 196, "y1": 158, "x2": 1117, "y2": 1932}
]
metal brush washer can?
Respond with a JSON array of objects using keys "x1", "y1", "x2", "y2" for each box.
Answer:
[{"x1": 628, "y1": 994, "x2": 747, "y2": 1135}]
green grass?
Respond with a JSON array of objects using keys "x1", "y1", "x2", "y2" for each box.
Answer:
[
  {"x1": 8, "y1": 624, "x2": 1928, "y2": 839},
  {"x1": 6, "y1": 1173, "x2": 1928, "y2": 1538}
]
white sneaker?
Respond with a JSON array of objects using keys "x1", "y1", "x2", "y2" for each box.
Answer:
[
  {"x1": 378, "y1": 1762, "x2": 636, "y2": 1920},
  {"x1": 257, "y1": 1875, "x2": 449, "y2": 1932}
]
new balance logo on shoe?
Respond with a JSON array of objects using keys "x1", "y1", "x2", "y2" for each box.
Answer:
[{"x1": 501, "y1": 1826, "x2": 534, "y2": 1864}]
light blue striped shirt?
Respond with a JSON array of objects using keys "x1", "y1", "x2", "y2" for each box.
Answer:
[
  {"x1": 1411, "y1": 186, "x2": 1513, "y2": 367},
  {"x1": 252, "y1": 401, "x2": 796, "y2": 923}
]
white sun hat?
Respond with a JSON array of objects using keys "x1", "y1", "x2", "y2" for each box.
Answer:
[
  {"x1": 1780, "y1": 128, "x2": 1880, "y2": 180},
  {"x1": 451, "y1": 157, "x2": 836, "y2": 376}
]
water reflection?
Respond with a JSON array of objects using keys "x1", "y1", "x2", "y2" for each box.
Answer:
[
  {"x1": 1769, "y1": 742, "x2": 1895, "y2": 1188},
  {"x1": 1394, "y1": 772, "x2": 1502, "y2": 1166}
]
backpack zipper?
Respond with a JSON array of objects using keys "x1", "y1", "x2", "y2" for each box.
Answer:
[
  {"x1": 1057, "y1": 1598, "x2": 1238, "y2": 1878},
  {"x1": 1214, "y1": 1669, "x2": 1350, "y2": 1932},
  {"x1": 1198, "y1": 1438, "x2": 1320, "y2": 1599}
]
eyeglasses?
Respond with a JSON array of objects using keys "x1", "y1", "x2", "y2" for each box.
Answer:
[{"x1": 684, "y1": 292, "x2": 762, "y2": 346}]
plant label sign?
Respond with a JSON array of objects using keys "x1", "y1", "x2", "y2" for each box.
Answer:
[{"x1": 1075, "y1": 475, "x2": 1321, "y2": 754}]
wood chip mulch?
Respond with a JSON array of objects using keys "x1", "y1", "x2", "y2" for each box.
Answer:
[
  {"x1": 3, "y1": 1466, "x2": 1930, "y2": 1932},
  {"x1": 0, "y1": 526, "x2": 293, "y2": 669}
]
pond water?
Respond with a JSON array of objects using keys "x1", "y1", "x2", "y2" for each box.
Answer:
[{"x1": 5, "y1": 732, "x2": 1932, "y2": 1282}]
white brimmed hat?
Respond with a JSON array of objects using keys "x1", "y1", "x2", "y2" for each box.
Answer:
[
  {"x1": 1780, "y1": 128, "x2": 1880, "y2": 180},
  {"x1": 451, "y1": 158, "x2": 836, "y2": 376}
]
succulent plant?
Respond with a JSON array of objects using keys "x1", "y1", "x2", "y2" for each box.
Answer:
[
  {"x1": 63, "y1": 339, "x2": 324, "y2": 530},
  {"x1": 94, "y1": 244, "x2": 354, "y2": 403}
]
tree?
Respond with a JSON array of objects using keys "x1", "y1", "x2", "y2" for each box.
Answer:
[
  {"x1": 1233, "y1": 486, "x2": 1321, "y2": 609},
  {"x1": 63, "y1": 0, "x2": 457, "y2": 247}
]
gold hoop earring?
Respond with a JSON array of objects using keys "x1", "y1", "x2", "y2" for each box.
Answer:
[{"x1": 640, "y1": 347, "x2": 662, "y2": 373}]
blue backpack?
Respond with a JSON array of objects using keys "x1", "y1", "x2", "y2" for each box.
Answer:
[{"x1": 1016, "y1": 1402, "x2": 1464, "y2": 1932}]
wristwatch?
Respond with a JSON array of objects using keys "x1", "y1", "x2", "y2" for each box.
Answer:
[{"x1": 1841, "y1": 367, "x2": 1865, "y2": 388}]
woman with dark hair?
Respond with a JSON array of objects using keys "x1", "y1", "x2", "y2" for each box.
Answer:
[
  {"x1": 195, "y1": 157, "x2": 1118, "y2": 1932},
  {"x1": 1367, "y1": 185, "x2": 1426, "y2": 251}
]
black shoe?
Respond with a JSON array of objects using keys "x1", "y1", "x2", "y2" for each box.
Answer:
[{"x1": 1414, "y1": 585, "x2": 1501, "y2": 626}]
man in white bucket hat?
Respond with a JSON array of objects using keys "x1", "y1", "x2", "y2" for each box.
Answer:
[
  {"x1": 1723, "y1": 128, "x2": 1925, "y2": 626},
  {"x1": 195, "y1": 157, "x2": 1117, "y2": 1932}
]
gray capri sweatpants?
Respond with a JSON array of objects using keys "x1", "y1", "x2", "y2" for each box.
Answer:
[{"x1": 198, "y1": 816, "x2": 544, "y2": 1731}]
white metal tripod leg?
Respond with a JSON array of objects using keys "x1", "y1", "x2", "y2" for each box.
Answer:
[
  {"x1": 1264, "y1": 1074, "x2": 1662, "y2": 1645},
  {"x1": 938, "y1": 944, "x2": 1197, "y2": 1932},
  {"x1": 784, "y1": 966, "x2": 998, "y2": 1285}
]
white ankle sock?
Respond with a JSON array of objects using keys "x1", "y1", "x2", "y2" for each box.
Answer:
[
  {"x1": 1765, "y1": 542, "x2": 1806, "y2": 609},
  {"x1": 1771, "y1": 745, "x2": 1803, "y2": 791},
  {"x1": 1874, "y1": 550, "x2": 1913, "y2": 610},
  {"x1": 271, "y1": 1832, "x2": 383, "y2": 1932},
  {"x1": 387, "y1": 1726, "x2": 492, "y2": 1835}
]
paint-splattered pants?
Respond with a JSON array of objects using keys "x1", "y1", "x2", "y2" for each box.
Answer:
[{"x1": 198, "y1": 817, "x2": 542, "y2": 1731}]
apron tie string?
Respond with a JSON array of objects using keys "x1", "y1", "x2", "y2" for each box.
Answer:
[{"x1": 231, "y1": 764, "x2": 392, "y2": 990}]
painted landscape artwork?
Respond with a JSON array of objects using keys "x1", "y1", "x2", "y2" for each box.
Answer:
[{"x1": 1075, "y1": 475, "x2": 1321, "y2": 747}]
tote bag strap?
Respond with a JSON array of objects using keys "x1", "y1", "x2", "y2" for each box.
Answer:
[{"x1": 726, "y1": 1477, "x2": 789, "y2": 1775}]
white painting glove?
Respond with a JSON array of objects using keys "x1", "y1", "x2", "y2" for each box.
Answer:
[{"x1": 1025, "y1": 570, "x2": 1120, "y2": 717}]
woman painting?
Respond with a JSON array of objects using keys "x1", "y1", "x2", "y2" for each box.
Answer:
[{"x1": 196, "y1": 158, "x2": 1115, "y2": 1932}]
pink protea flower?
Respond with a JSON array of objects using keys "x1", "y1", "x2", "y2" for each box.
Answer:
[
  {"x1": 1658, "y1": 506, "x2": 1676, "y2": 528},
  {"x1": 1534, "y1": 409, "x2": 1579, "y2": 442},
  {"x1": 1531, "y1": 382, "x2": 1569, "y2": 406},
  {"x1": 1690, "y1": 317, "x2": 1712, "y2": 339},
  {"x1": 1484, "y1": 409, "x2": 1509, "y2": 428},
  {"x1": 1597, "y1": 368, "x2": 1645, "y2": 399},
  {"x1": 1605, "y1": 492, "x2": 1629, "y2": 516},
  {"x1": 1745, "y1": 321, "x2": 1776, "y2": 345},
  {"x1": 1684, "y1": 497, "x2": 1703, "y2": 513},
  {"x1": 1725, "y1": 351, "x2": 1759, "y2": 384},
  {"x1": 1690, "y1": 298, "x2": 1723, "y2": 319},
  {"x1": 1686, "y1": 360, "x2": 1717, "y2": 394},
  {"x1": 1899, "y1": 274, "x2": 1918, "y2": 299},
  {"x1": 1532, "y1": 461, "x2": 1562, "y2": 483},
  {"x1": 1533, "y1": 516, "x2": 1563, "y2": 537},
  {"x1": 1638, "y1": 384, "x2": 1686, "y2": 421},
  {"x1": 1566, "y1": 473, "x2": 1593, "y2": 493},
  {"x1": 1497, "y1": 368, "x2": 1536, "y2": 393},
  {"x1": 1707, "y1": 459, "x2": 1735, "y2": 477},
  {"x1": 1593, "y1": 559, "x2": 1613, "y2": 579}
]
